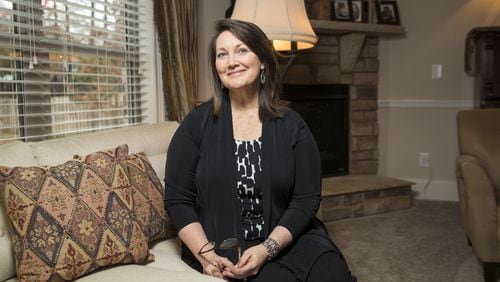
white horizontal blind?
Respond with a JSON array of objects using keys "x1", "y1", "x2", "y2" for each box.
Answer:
[{"x1": 0, "y1": 0, "x2": 147, "y2": 143}]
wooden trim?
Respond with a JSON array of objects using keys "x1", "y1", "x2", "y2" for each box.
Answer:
[
  {"x1": 311, "y1": 19, "x2": 405, "y2": 36},
  {"x1": 378, "y1": 100, "x2": 474, "y2": 109}
]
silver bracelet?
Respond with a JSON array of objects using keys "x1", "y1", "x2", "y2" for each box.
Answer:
[{"x1": 261, "y1": 237, "x2": 280, "y2": 261}]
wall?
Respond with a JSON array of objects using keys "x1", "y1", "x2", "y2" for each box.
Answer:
[
  {"x1": 197, "y1": 0, "x2": 228, "y2": 101},
  {"x1": 378, "y1": 0, "x2": 500, "y2": 201}
]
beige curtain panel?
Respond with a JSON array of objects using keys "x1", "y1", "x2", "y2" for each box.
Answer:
[{"x1": 154, "y1": 0, "x2": 198, "y2": 122}]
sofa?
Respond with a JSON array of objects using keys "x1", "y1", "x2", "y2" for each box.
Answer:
[
  {"x1": 0, "y1": 122, "x2": 220, "y2": 281},
  {"x1": 456, "y1": 109, "x2": 500, "y2": 282}
]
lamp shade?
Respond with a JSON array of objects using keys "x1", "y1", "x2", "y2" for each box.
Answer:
[{"x1": 231, "y1": 0, "x2": 318, "y2": 51}]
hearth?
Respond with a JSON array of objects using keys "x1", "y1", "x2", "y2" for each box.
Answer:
[{"x1": 283, "y1": 84, "x2": 349, "y2": 176}]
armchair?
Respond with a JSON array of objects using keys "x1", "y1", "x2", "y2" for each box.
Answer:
[{"x1": 456, "y1": 109, "x2": 500, "y2": 282}]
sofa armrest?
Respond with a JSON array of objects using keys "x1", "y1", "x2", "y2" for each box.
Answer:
[{"x1": 456, "y1": 154, "x2": 498, "y2": 261}]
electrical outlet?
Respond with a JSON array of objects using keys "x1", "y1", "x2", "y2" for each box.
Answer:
[{"x1": 419, "y1": 152, "x2": 430, "y2": 167}]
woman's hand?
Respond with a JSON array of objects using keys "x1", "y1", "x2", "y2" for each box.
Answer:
[
  {"x1": 199, "y1": 251, "x2": 235, "y2": 280},
  {"x1": 222, "y1": 244, "x2": 268, "y2": 280}
]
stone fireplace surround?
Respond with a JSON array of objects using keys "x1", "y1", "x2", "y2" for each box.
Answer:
[
  {"x1": 283, "y1": 34, "x2": 380, "y2": 175},
  {"x1": 282, "y1": 33, "x2": 414, "y2": 221}
]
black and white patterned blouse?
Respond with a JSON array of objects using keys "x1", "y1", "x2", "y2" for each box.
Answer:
[{"x1": 235, "y1": 137, "x2": 264, "y2": 241}]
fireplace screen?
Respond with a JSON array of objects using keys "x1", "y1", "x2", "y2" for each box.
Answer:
[{"x1": 283, "y1": 84, "x2": 349, "y2": 176}]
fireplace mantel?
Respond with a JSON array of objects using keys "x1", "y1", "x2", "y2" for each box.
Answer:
[
  {"x1": 310, "y1": 20, "x2": 404, "y2": 72},
  {"x1": 311, "y1": 20, "x2": 405, "y2": 36}
]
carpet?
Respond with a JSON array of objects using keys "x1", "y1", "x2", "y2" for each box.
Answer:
[{"x1": 325, "y1": 200, "x2": 486, "y2": 282}]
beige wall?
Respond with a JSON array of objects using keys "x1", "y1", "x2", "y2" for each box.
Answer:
[
  {"x1": 378, "y1": 0, "x2": 500, "y2": 200},
  {"x1": 197, "y1": 0, "x2": 228, "y2": 101}
]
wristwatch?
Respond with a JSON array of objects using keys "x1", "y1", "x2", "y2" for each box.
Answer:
[{"x1": 261, "y1": 237, "x2": 280, "y2": 261}]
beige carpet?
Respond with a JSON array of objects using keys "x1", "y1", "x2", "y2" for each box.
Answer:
[{"x1": 325, "y1": 200, "x2": 487, "y2": 282}]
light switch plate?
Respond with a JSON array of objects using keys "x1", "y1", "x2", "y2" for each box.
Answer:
[{"x1": 432, "y1": 64, "x2": 442, "y2": 79}]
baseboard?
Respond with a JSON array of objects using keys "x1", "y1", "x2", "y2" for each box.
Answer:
[
  {"x1": 378, "y1": 99, "x2": 474, "y2": 109},
  {"x1": 401, "y1": 178, "x2": 459, "y2": 202}
]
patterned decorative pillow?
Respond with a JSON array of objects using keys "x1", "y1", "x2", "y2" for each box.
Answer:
[
  {"x1": 0, "y1": 145, "x2": 151, "y2": 281},
  {"x1": 124, "y1": 152, "x2": 176, "y2": 242}
]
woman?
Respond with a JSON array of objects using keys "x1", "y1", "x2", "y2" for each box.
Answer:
[{"x1": 164, "y1": 19, "x2": 355, "y2": 281}]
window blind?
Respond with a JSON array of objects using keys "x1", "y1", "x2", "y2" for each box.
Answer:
[{"x1": 0, "y1": 0, "x2": 147, "y2": 143}]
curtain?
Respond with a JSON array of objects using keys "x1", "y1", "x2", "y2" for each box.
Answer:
[{"x1": 154, "y1": 0, "x2": 198, "y2": 122}]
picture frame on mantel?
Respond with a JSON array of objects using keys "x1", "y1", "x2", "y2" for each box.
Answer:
[
  {"x1": 375, "y1": 0, "x2": 400, "y2": 25},
  {"x1": 331, "y1": 0, "x2": 353, "y2": 21},
  {"x1": 351, "y1": 0, "x2": 367, "y2": 23}
]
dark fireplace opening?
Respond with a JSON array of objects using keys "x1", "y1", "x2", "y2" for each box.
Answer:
[{"x1": 283, "y1": 84, "x2": 349, "y2": 176}]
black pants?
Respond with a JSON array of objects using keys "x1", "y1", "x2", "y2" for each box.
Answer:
[{"x1": 249, "y1": 251, "x2": 355, "y2": 282}]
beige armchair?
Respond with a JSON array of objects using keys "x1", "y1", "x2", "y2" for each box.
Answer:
[{"x1": 456, "y1": 109, "x2": 500, "y2": 282}]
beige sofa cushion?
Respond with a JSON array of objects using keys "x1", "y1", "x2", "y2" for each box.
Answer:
[
  {"x1": 0, "y1": 234, "x2": 15, "y2": 282},
  {"x1": 75, "y1": 265, "x2": 222, "y2": 282},
  {"x1": 31, "y1": 122, "x2": 179, "y2": 183},
  {"x1": 0, "y1": 142, "x2": 38, "y2": 167},
  {"x1": 148, "y1": 238, "x2": 195, "y2": 272}
]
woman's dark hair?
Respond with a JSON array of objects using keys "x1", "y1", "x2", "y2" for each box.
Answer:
[{"x1": 209, "y1": 19, "x2": 289, "y2": 120}]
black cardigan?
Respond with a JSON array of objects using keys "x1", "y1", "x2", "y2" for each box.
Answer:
[{"x1": 164, "y1": 96, "x2": 335, "y2": 272}]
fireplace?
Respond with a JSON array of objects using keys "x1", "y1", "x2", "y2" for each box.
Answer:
[
  {"x1": 283, "y1": 84, "x2": 349, "y2": 176},
  {"x1": 281, "y1": 34, "x2": 380, "y2": 175}
]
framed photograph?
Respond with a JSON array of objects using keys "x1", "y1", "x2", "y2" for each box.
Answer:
[
  {"x1": 375, "y1": 1, "x2": 400, "y2": 25},
  {"x1": 351, "y1": 0, "x2": 364, "y2": 23},
  {"x1": 331, "y1": 0, "x2": 353, "y2": 21}
]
